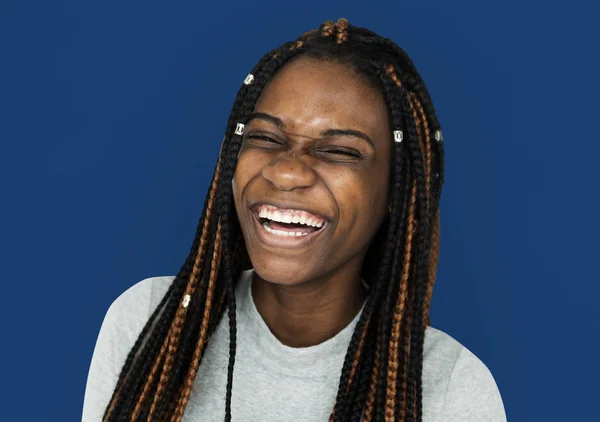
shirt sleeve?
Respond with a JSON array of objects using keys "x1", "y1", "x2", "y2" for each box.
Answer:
[
  {"x1": 81, "y1": 279, "x2": 157, "y2": 422},
  {"x1": 442, "y1": 346, "x2": 507, "y2": 422}
]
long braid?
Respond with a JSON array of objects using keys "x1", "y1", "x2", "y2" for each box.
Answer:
[
  {"x1": 171, "y1": 219, "x2": 223, "y2": 420},
  {"x1": 397, "y1": 75, "x2": 433, "y2": 422},
  {"x1": 412, "y1": 92, "x2": 440, "y2": 422},
  {"x1": 102, "y1": 18, "x2": 445, "y2": 422},
  {"x1": 390, "y1": 154, "x2": 414, "y2": 422},
  {"x1": 412, "y1": 97, "x2": 438, "y2": 327},
  {"x1": 385, "y1": 180, "x2": 417, "y2": 422},
  {"x1": 400, "y1": 268, "x2": 416, "y2": 421},
  {"x1": 141, "y1": 155, "x2": 226, "y2": 420},
  {"x1": 373, "y1": 65, "x2": 411, "y2": 422},
  {"x1": 143, "y1": 158, "x2": 223, "y2": 419},
  {"x1": 347, "y1": 314, "x2": 372, "y2": 390},
  {"x1": 386, "y1": 107, "x2": 415, "y2": 422},
  {"x1": 402, "y1": 93, "x2": 432, "y2": 422},
  {"x1": 378, "y1": 58, "x2": 439, "y2": 422},
  {"x1": 363, "y1": 322, "x2": 382, "y2": 422},
  {"x1": 329, "y1": 313, "x2": 372, "y2": 422},
  {"x1": 102, "y1": 179, "x2": 220, "y2": 420},
  {"x1": 375, "y1": 68, "x2": 419, "y2": 422},
  {"x1": 411, "y1": 96, "x2": 436, "y2": 328},
  {"x1": 104, "y1": 182, "x2": 216, "y2": 421},
  {"x1": 366, "y1": 64, "x2": 420, "y2": 422},
  {"x1": 348, "y1": 316, "x2": 380, "y2": 422},
  {"x1": 156, "y1": 216, "x2": 226, "y2": 421},
  {"x1": 424, "y1": 211, "x2": 440, "y2": 327}
]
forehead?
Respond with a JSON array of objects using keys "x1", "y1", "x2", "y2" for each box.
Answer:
[{"x1": 252, "y1": 57, "x2": 390, "y2": 140}]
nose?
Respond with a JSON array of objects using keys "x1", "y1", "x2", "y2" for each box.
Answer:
[{"x1": 261, "y1": 156, "x2": 317, "y2": 191}]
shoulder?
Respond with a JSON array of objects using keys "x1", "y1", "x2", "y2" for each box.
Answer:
[
  {"x1": 423, "y1": 326, "x2": 507, "y2": 422},
  {"x1": 81, "y1": 275, "x2": 176, "y2": 421},
  {"x1": 99, "y1": 274, "x2": 176, "y2": 358},
  {"x1": 104, "y1": 275, "x2": 175, "y2": 322}
]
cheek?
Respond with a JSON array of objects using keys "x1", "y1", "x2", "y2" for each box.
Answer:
[
  {"x1": 233, "y1": 149, "x2": 267, "y2": 201},
  {"x1": 329, "y1": 168, "x2": 388, "y2": 228}
]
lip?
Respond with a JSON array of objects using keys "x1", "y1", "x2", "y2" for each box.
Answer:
[{"x1": 249, "y1": 201, "x2": 331, "y2": 249}]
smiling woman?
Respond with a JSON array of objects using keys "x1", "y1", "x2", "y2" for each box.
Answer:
[{"x1": 82, "y1": 18, "x2": 506, "y2": 422}]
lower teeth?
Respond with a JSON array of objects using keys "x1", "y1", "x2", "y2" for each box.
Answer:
[{"x1": 262, "y1": 221, "x2": 310, "y2": 237}]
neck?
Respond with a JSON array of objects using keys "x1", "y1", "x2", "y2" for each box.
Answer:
[{"x1": 251, "y1": 266, "x2": 367, "y2": 348}]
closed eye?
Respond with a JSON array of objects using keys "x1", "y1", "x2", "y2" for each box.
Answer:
[
  {"x1": 322, "y1": 149, "x2": 362, "y2": 157},
  {"x1": 246, "y1": 135, "x2": 283, "y2": 148},
  {"x1": 246, "y1": 134, "x2": 363, "y2": 161},
  {"x1": 248, "y1": 135, "x2": 279, "y2": 143},
  {"x1": 315, "y1": 148, "x2": 364, "y2": 160}
]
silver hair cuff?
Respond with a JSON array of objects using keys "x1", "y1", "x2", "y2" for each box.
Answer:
[{"x1": 393, "y1": 130, "x2": 403, "y2": 143}]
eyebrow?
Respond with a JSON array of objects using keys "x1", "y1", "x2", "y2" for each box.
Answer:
[{"x1": 247, "y1": 112, "x2": 375, "y2": 148}]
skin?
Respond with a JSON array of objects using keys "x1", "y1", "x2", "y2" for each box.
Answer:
[{"x1": 232, "y1": 56, "x2": 392, "y2": 347}]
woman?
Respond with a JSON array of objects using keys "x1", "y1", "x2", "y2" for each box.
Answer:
[{"x1": 82, "y1": 18, "x2": 506, "y2": 422}]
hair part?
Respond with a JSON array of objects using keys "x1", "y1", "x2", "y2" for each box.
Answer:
[{"x1": 102, "y1": 17, "x2": 444, "y2": 422}]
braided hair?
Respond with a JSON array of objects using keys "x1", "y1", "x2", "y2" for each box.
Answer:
[{"x1": 102, "y1": 18, "x2": 444, "y2": 422}]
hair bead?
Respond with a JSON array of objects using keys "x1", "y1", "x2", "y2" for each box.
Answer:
[
  {"x1": 234, "y1": 123, "x2": 245, "y2": 135},
  {"x1": 182, "y1": 294, "x2": 191, "y2": 308},
  {"x1": 434, "y1": 129, "x2": 443, "y2": 142},
  {"x1": 243, "y1": 74, "x2": 254, "y2": 85},
  {"x1": 393, "y1": 130, "x2": 403, "y2": 143}
]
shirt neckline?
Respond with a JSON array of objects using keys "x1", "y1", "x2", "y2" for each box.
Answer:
[{"x1": 236, "y1": 269, "x2": 366, "y2": 376}]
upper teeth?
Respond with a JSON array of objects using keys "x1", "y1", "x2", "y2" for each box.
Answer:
[{"x1": 257, "y1": 205, "x2": 324, "y2": 228}]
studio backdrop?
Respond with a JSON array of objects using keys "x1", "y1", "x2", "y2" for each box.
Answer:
[{"x1": 1, "y1": 0, "x2": 598, "y2": 421}]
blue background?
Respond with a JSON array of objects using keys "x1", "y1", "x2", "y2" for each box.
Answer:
[{"x1": 1, "y1": 0, "x2": 598, "y2": 420}]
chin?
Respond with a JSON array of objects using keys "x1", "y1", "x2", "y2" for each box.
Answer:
[{"x1": 250, "y1": 255, "x2": 317, "y2": 286}]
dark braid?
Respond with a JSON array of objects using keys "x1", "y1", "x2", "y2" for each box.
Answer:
[
  {"x1": 102, "y1": 17, "x2": 444, "y2": 422},
  {"x1": 101, "y1": 177, "x2": 221, "y2": 419},
  {"x1": 348, "y1": 319, "x2": 380, "y2": 422},
  {"x1": 157, "y1": 219, "x2": 222, "y2": 420}
]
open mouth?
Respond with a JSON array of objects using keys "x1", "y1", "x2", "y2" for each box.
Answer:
[{"x1": 252, "y1": 203, "x2": 327, "y2": 238}]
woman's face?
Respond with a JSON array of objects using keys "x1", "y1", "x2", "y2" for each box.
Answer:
[{"x1": 232, "y1": 56, "x2": 392, "y2": 285}]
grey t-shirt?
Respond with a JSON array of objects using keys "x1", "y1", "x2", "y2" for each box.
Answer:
[{"x1": 82, "y1": 270, "x2": 506, "y2": 421}]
